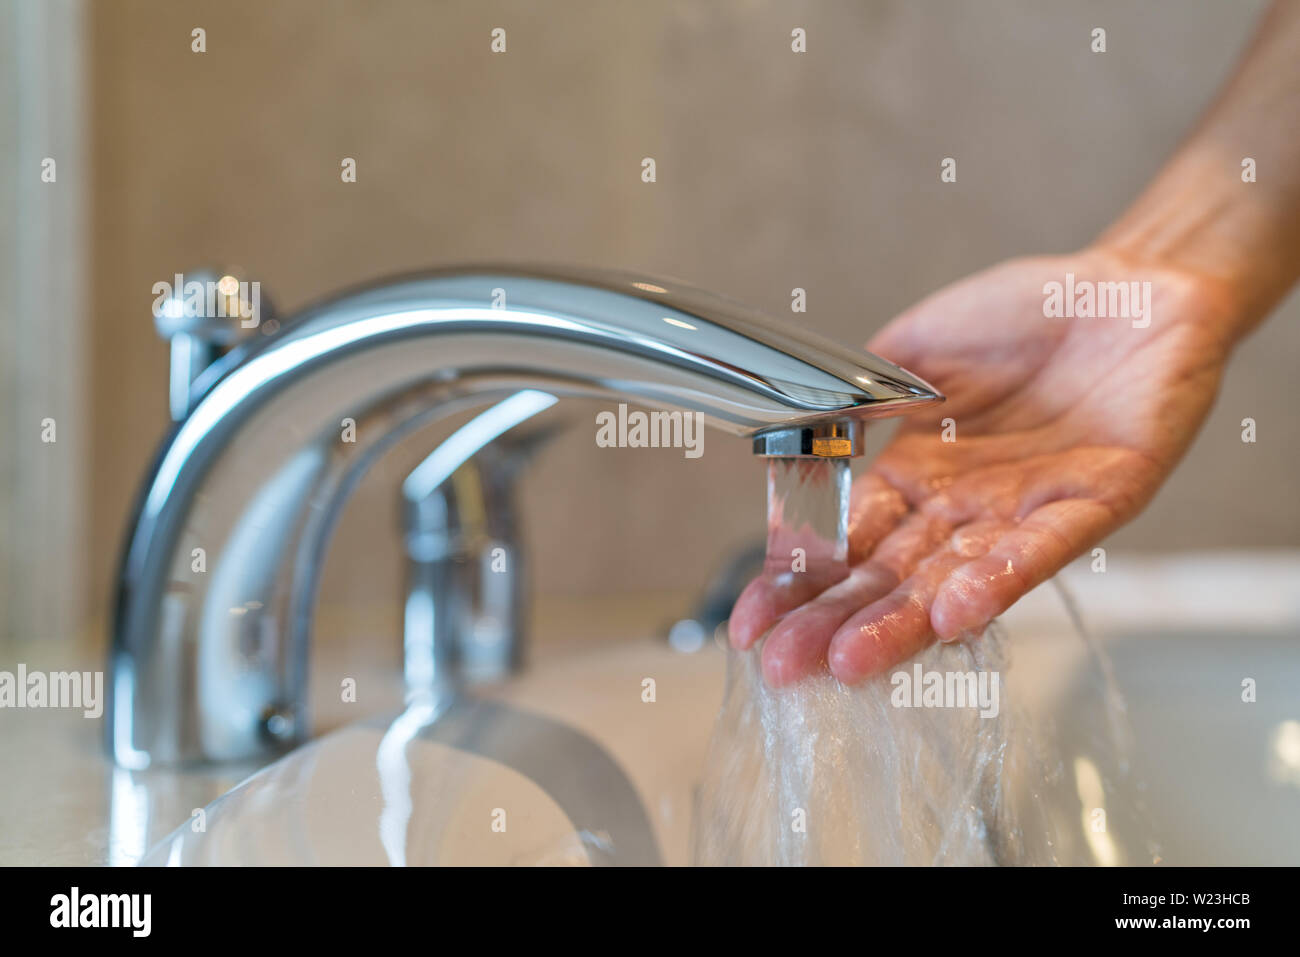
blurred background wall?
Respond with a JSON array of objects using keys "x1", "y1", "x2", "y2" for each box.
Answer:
[
  {"x1": 1, "y1": 0, "x2": 87, "y2": 647},
  {"x1": 3, "y1": 0, "x2": 1297, "y2": 650}
]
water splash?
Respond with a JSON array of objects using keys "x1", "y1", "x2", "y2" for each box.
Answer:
[{"x1": 691, "y1": 459, "x2": 1154, "y2": 866}]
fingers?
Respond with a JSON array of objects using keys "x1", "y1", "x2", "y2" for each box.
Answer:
[
  {"x1": 929, "y1": 498, "x2": 1116, "y2": 640},
  {"x1": 728, "y1": 563, "x2": 849, "y2": 650},
  {"x1": 739, "y1": 504, "x2": 972, "y2": 680},
  {"x1": 824, "y1": 499, "x2": 1110, "y2": 683},
  {"x1": 814, "y1": 497, "x2": 1113, "y2": 682},
  {"x1": 825, "y1": 544, "x2": 977, "y2": 684},
  {"x1": 732, "y1": 441, "x2": 1138, "y2": 685},
  {"x1": 759, "y1": 562, "x2": 899, "y2": 686},
  {"x1": 729, "y1": 472, "x2": 911, "y2": 651},
  {"x1": 847, "y1": 473, "x2": 910, "y2": 563},
  {"x1": 760, "y1": 516, "x2": 1001, "y2": 685}
]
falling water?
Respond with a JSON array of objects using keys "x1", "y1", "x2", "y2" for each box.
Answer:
[
  {"x1": 691, "y1": 458, "x2": 1154, "y2": 866},
  {"x1": 762, "y1": 457, "x2": 851, "y2": 593}
]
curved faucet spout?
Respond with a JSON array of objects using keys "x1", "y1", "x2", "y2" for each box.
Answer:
[{"x1": 108, "y1": 265, "x2": 942, "y2": 767}]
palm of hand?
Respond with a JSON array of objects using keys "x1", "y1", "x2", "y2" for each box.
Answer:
[{"x1": 732, "y1": 250, "x2": 1237, "y2": 685}]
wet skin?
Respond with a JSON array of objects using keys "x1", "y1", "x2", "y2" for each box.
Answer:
[{"x1": 731, "y1": 248, "x2": 1243, "y2": 686}]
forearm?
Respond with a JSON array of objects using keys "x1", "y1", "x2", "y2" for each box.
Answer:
[{"x1": 1098, "y1": 0, "x2": 1300, "y2": 342}]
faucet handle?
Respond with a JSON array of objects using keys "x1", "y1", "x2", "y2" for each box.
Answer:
[{"x1": 152, "y1": 268, "x2": 274, "y2": 420}]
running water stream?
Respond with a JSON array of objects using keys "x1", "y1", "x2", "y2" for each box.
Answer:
[{"x1": 691, "y1": 457, "x2": 1155, "y2": 865}]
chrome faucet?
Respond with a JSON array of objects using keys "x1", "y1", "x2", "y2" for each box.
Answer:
[
  {"x1": 401, "y1": 389, "x2": 560, "y2": 692},
  {"x1": 109, "y1": 266, "x2": 941, "y2": 767}
]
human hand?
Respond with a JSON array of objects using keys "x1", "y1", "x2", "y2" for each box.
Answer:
[{"x1": 730, "y1": 246, "x2": 1243, "y2": 686}]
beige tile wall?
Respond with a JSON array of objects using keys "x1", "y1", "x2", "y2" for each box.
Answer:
[{"x1": 1, "y1": 0, "x2": 87, "y2": 646}]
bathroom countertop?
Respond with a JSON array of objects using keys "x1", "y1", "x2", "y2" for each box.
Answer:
[
  {"x1": 0, "y1": 636, "x2": 407, "y2": 866},
  {"x1": 0, "y1": 591, "x2": 698, "y2": 866},
  {"x1": 4, "y1": 552, "x2": 1297, "y2": 866}
]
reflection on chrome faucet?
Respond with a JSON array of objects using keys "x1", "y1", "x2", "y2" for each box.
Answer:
[
  {"x1": 108, "y1": 266, "x2": 941, "y2": 767},
  {"x1": 141, "y1": 697, "x2": 664, "y2": 866},
  {"x1": 401, "y1": 389, "x2": 559, "y2": 696}
]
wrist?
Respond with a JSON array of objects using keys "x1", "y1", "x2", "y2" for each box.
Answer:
[
  {"x1": 1094, "y1": 142, "x2": 1300, "y2": 346},
  {"x1": 1092, "y1": 198, "x2": 1276, "y2": 349}
]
